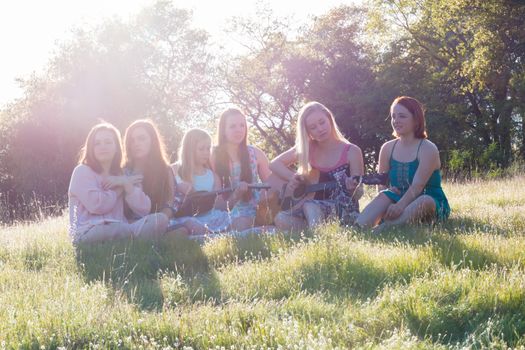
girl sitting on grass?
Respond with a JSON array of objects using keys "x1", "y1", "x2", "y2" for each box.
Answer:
[
  {"x1": 68, "y1": 122, "x2": 168, "y2": 244},
  {"x1": 211, "y1": 107, "x2": 272, "y2": 231},
  {"x1": 269, "y1": 101, "x2": 364, "y2": 231},
  {"x1": 123, "y1": 119, "x2": 173, "y2": 229},
  {"x1": 170, "y1": 128, "x2": 230, "y2": 235},
  {"x1": 356, "y1": 96, "x2": 450, "y2": 231}
]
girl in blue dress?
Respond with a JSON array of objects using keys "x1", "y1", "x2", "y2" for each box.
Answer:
[
  {"x1": 356, "y1": 96, "x2": 450, "y2": 230},
  {"x1": 211, "y1": 108, "x2": 272, "y2": 231},
  {"x1": 170, "y1": 128, "x2": 230, "y2": 235}
]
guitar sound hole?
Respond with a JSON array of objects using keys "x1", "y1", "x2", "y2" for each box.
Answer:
[{"x1": 293, "y1": 184, "x2": 307, "y2": 199}]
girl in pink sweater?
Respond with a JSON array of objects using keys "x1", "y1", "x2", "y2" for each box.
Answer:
[{"x1": 68, "y1": 122, "x2": 169, "y2": 244}]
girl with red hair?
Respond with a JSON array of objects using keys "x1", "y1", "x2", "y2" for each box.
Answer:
[{"x1": 356, "y1": 96, "x2": 450, "y2": 230}]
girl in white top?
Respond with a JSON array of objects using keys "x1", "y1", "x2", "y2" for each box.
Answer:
[{"x1": 170, "y1": 129, "x2": 230, "y2": 234}]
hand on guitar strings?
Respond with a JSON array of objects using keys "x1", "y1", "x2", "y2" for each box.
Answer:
[
  {"x1": 344, "y1": 176, "x2": 360, "y2": 192},
  {"x1": 346, "y1": 176, "x2": 364, "y2": 201},
  {"x1": 177, "y1": 181, "x2": 193, "y2": 195},
  {"x1": 287, "y1": 173, "x2": 304, "y2": 192},
  {"x1": 232, "y1": 181, "x2": 249, "y2": 199}
]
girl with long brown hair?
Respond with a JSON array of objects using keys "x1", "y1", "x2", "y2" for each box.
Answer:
[
  {"x1": 211, "y1": 107, "x2": 271, "y2": 231},
  {"x1": 68, "y1": 122, "x2": 168, "y2": 244},
  {"x1": 356, "y1": 96, "x2": 450, "y2": 231},
  {"x1": 123, "y1": 119, "x2": 174, "y2": 225}
]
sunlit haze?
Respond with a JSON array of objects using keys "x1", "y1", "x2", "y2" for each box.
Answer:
[{"x1": 0, "y1": 0, "x2": 354, "y2": 107}]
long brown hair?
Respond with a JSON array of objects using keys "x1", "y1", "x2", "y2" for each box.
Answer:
[
  {"x1": 124, "y1": 119, "x2": 172, "y2": 213},
  {"x1": 177, "y1": 128, "x2": 212, "y2": 183},
  {"x1": 213, "y1": 107, "x2": 253, "y2": 199},
  {"x1": 79, "y1": 122, "x2": 122, "y2": 175},
  {"x1": 391, "y1": 96, "x2": 428, "y2": 139}
]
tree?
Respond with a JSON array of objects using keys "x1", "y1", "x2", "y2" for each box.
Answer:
[
  {"x1": 216, "y1": 7, "x2": 304, "y2": 156},
  {"x1": 372, "y1": 0, "x2": 525, "y2": 167},
  {"x1": 300, "y1": 6, "x2": 390, "y2": 167},
  {"x1": 218, "y1": 5, "x2": 385, "y2": 166},
  {"x1": 0, "y1": 1, "x2": 214, "y2": 222}
]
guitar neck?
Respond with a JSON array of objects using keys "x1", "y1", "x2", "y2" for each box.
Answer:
[
  {"x1": 304, "y1": 181, "x2": 337, "y2": 194},
  {"x1": 220, "y1": 183, "x2": 270, "y2": 193},
  {"x1": 193, "y1": 184, "x2": 271, "y2": 197},
  {"x1": 302, "y1": 173, "x2": 388, "y2": 195}
]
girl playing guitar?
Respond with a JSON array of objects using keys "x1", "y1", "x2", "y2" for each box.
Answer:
[
  {"x1": 211, "y1": 107, "x2": 272, "y2": 231},
  {"x1": 269, "y1": 101, "x2": 364, "y2": 230}
]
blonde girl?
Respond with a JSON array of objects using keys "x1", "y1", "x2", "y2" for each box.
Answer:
[
  {"x1": 269, "y1": 101, "x2": 364, "y2": 230},
  {"x1": 170, "y1": 128, "x2": 230, "y2": 235}
]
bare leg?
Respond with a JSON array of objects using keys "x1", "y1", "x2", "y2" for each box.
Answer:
[
  {"x1": 183, "y1": 219, "x2": 209, "y2": 235},
  {"x1": 231, "y1": 216, "x2": 255, "y2": 231},
  {"x1": 78, "y1": 222, "x2": 134, "y2": 244},
  {"x1": 274, "y1": 211, "x2": 307, "y2": 231},
  {"x1": 356, "y1": 193, "x2": 393, "y2": 228},
  {"x1": 166, "y1": 225, "x2": 190, "y2": 236},
  {"x1": 130, "y1": 213, "x2": 169, "y2": 239},
  {"x1": 303, "y1": 202, "x2": 324, "y2": 228},
  {"x1": 375, "y1": 195, "x2": 436, "y2": 232}
]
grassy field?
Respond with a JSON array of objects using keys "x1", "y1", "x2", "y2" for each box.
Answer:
[{"x1": 1, "y1": 176, "x2": 525, "y2": 349}]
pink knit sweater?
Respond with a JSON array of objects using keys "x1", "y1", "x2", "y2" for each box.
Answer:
[{"x1": 68, "y1": 164, "x2": 151, "y2": 240}]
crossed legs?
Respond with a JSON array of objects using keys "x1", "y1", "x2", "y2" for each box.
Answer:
[
  {"x1": 274, "y1": 201, "x2": 327, "y2": 231},
  {"x1": 78, "y1": 213, "x2": 170, "y2": 244},
  {"x1": 356, "y1": 193, "x2": 436, "y2": 230}
]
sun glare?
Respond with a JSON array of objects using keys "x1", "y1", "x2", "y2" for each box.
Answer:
[{"x1": 0, "y1": 0, "x2": 351, "y2": 107}]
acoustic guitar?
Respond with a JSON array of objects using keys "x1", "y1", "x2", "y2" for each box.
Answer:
[
  {"x1": 255, "y1": 170, "x2": 388, "y2": 225},
  {"x1": 175, "y1": 184, "x2": 270, "y2": 218}
]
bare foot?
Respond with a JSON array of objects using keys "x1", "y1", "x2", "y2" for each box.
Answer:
[{"x1": 372, "y1": 223, "x2": 387, "y2": 234}]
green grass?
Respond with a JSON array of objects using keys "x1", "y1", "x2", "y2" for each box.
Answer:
[{"x1": 1, "y1": 176, "x2": 525, "y2": 348}]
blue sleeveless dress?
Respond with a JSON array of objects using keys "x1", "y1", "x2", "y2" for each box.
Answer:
[{"x1": 382, "y1": 140, "x2": 450, "y2": 220}]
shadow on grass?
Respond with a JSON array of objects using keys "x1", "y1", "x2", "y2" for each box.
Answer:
[
  {"x1": 75, "y1": 231, "x2": 216, "y2": 310},
  {"x1": 387, "y1": 269, "x2": 525, "y2": 346},
  {"x1": 204, "y1": 229, "x2": 311, "y2": 268},
  {"x1": 356, "y1": 216, "x2": 513, "y2": 271},
  {"x1": 358, "y1": 216, "x2": 503, "y2": 245}
]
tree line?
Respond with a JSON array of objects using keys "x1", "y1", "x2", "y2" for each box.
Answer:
[{"x1": 1, "y1": 0, "x2": 524, "y2": 223}]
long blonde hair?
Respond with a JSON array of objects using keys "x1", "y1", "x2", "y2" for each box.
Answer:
[
  {"x1": 295, "y1": 101, "x2": 347, "y2": 174},
  {"x1": 177, "y1": 128, "x2": 212, "y2": 183}
]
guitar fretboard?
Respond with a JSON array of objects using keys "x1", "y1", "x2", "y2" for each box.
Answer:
[{"x1": 301, "y1": 173, "x2": 388, "y2": 195}]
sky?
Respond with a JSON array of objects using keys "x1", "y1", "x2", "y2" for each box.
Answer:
[{"x1": 0, "y1": 0, "x2": 354, "y2": 107}]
